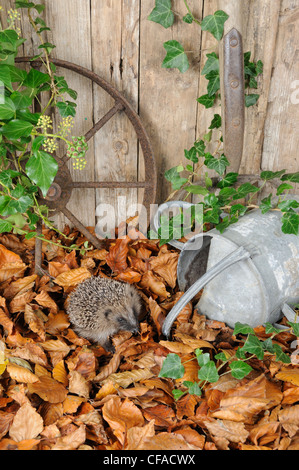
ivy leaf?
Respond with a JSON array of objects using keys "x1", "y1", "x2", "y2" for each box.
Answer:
[
  {"x1": 162, "y1": 40, "x2": 189, "y2": 73},
  {"x1": 217, "y1": 172, "x2": 238, "y2": 188},
  {"x1": 183, "y1": 381, "x2": 202, "y2": 396},
  {"x1": 201, "y1": 10, "x2": 229, "y2": 41},
  {"x1": 264, "y1": 322, "x2": 282, "y2": 335},
  {"x1": 233, "y1": 322, "x2": 255, "y2": 336},
  {"x1": 229, "y1": 360, "x2": 253, "y2": 379},
  {"x1": 148, "y1": 0, "x2": 174, "y2": 29},
  {"x1": 273, "y1": 344, "x2": 291, "y2": 364},
  {"x1": 56, "y1": 100, "x2": 77, "y2": 117},
  {"x1": 209, "y1": 113, "x2": 222, "y2": 129},
  {"x1": 197, "y1": 94, "x2": 216, "y2": 109},
  {"x1": 194, "y1": 139, "x2": 206, "y2": 156},
  {"x1": 184, "y1": 147, "x2": 198, "y2": 163},
  {"x1": 1, "y1": 119, "x2": 33, "y2": 140},
  {"x1": 201, "y1": 52, "x2": 219, "y2": 75},
  {"x1": 25, "y1": 150, "x2": 59, "y2": 197},
  {"x1": 204, "y1": 153, "x2": 229, "y2": 176},
  {"x1": 159, "y1": 353, "x2": 185, "y2": 379},
  {"x1": 259, "y1": 194, "x2": 273, "y2": 214},
  {"x1": 206, "y1": 70, "x2": 220, "y2": 97},
  {"x1": 186, "y1": 185, "x2": 209, "y2": 195},
  {"x1": 183, "y1": 13, "x2": 193, "y2": 24},
  {"x1": 281, "y1": 212, "x2": 299, "y2": 235},
  {"x1": 0, "y1": 219, "x2": 13, "y2": 233},
  {"x1": 240, "y1": 334, "x2": 264, "y2": 360},
  {"x1": 233, "y1": 183, "x2": 259, "y2": 199},
  {"x1": 23, "y1": 68, "x2": 50, "y2": 89},
  {"x1": 0, "y1": 97, "x2": 16, "y2": 120},
  {"x1": 229, "y1": 204, "x2": 247, "y2": 217},
  {"x1": 276, "y1": 183, "x2": 294, "y2": 196},
  {"x1": 245, "y1": 94, "x2": 260, "y2": 107},
  {"x1": 260, "y1": 169, "x2": 286, "y2": 181},
  {"x1": 278, "y1": 199, "x2": 299, "y2": 212},
  {"x1": 198, "y1": 361, "x2": 219, "y2": 383},
  {"x1": 287, "y1": 321, "x2": 299, "y2": 337},
  {"x1": 281, "y1": 172, "x2": 299, "y2": 184}
]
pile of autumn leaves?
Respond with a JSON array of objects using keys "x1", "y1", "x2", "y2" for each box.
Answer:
[{"x1": 0, "y1": 226, "x2": 299, "y2": 450}]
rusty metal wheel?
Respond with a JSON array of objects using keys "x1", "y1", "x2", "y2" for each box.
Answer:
[{"x1": 16, "y1": 58, "x2": 157, "y2": 274}]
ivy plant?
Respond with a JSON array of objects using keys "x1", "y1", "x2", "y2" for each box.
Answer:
[
  {"x1": 148, "y1": 0, "x2": 299, "y2": 244},
  {"x1": 159, "y1": 321, "x2": 298, "y2": 400},
  {"x1": 0, "y1": 2, "x2": 88, "y2": 249}
]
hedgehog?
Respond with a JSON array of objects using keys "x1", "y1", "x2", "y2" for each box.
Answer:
[{"x1": 67, "y1": 277, "x2": 142, "y2": 352}]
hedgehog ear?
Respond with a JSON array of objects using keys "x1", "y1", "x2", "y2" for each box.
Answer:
[{"x1": 104, "y1": 308, "x2": 113, "y2": 319}]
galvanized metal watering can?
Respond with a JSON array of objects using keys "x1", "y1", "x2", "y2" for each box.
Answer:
[{"x1": 153, "y1": 201, "x2": 299, "y2": 338}]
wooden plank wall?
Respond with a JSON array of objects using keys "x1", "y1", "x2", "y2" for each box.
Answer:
[{"x1": 1, "y1": 0, "x2": 299, "y2": 229}]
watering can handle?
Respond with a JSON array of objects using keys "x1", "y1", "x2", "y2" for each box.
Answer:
[
  {"x1": 162, "y1": 245, "x2": 251, "y2": 338},
  {"x1": 152, "y1": 201, "x2": 196, "y2": 251},
  {"x1": 218, "y1": 0, "x2": 245, "y2": 173}
]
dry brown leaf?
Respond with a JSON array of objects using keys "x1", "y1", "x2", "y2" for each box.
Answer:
[
  {"x1": 48, "y1": 261, "x2": 71, "y2": 278},
  {"x1": 50, "y1": 424, "x2": 86, "y2": 450},
  {"x1": 6, "y1": 363, "x2": 39, "y2": 384},
  {"x1": 102, "y1": 396, "x2": 144, "y2": 445},
  {"x1": 40, "y1": 402, "x2": 64, "y2": 426},
  {"x1": 173, "y1": 427, "x2": 205, "y2": 449},
  {"x1": 9, "y1": 403, "x2": 43, "y2": 442},
  {"x1": 3, "y1": 274, "x2": 37, "y2": 300},
  {"x1": 276, "y1": 368, "x2": 299, "y2": 386},
  {"x1": 10, "y1": 343, "x2": 48, "y2": 367},
  {"x1": 94, "y1": 381, "x2": 119, "y2": 401},
  {"x1": 0, "y1": 244, "x2": 23, "y2": 267},
  {"x1": 174, "y1": 332, "x2": 215, "y2": 350},
  {"x1": 24, "y1": 304, "x2": 46, "y2": 340},
  {"x1": 0, "y1": 411, "x2": 15, "y2": 439},
  {"x1": 115, "y1": 269, "x2": 142, "y2": 284},
  {"x1": 126, "y1": 419, "x2": 155, "y2": 450},
  {"x1": 140, "y1": 271, "x2": 170, "y2": 299},
  {"x1": 34, "y1": 290, "x2": 58, "y2": 314},
  {"x1": 40, "y1": 339, "x2": 70, "y2": 356},
  {"x1": 149, "y1": 252, "x2": 179, "y2": 288},
  {"x1": 0, "y1": 307, "x2": 14, "y2": 335},
  {"x1": 9, "y1": 290, "x2": 35, "y2": 313},
  {"x1": 63, "y1": 395, "x2": 86, "y2": 414},
  {"x1": 45, "y1": 311, "x2": 70, "y2": 334},
  {"x1": 28, "y1": 375, "x2": 68, "y2": 403},
  {"x1": 249, "y1": 421, "x2": 280, "y2": 446},
  {"x1": 143, "y1": 404, "x2": 176, "y2": 427},
  {"x1": 138, "y1": 432, "x2": 201, "y2": 450},
  {"x1": 0, "y1": 262, "x2": 27, "y2": 282},
  {"x1": 204, "y1": 418, "x2": 249, "y2": 444},
  {"x1": 68, "y1": 370, "x2": 90, "y2": 398},
  {"x1": 54, "y1": 267, "x2": 91, "y2": 287},
  {"x1": 106, "y1": 237, "x2": 130, "y2": 274},
  {"x1": 159, "y1": 340, "x2": 193, "y2": 354},
  {"x1": 148, "y1": 296, "x2": 165, "y2": 336},
  {"x1": 102, "y1": 367, "x2": 154, "y2": 389},
  {"x1": 52, "y1": 360, "x2": 68, "y2": 386}
]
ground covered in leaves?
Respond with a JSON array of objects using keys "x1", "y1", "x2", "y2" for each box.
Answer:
[{"x1": 0, "y1": 225, "x2": 299, "y2": 450}]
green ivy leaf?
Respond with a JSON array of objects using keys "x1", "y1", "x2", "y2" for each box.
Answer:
[
  {"x1": 201, "y1": 52, "x2": 219, "y2": 75},
  {"x1": 0, "y1": 97, "x2": 16, "y2": 120},
  {"x1": 260, "y1": 169, "x2": 286, "y2": 181},
  {"x1": 229, "y1": 360, "x2": 253, "y2": 379},
  {"x1": 184, "y1": 147, "x2": 198, "y2": 163},
  {"x1": 194, "y1": 140, "x2": 206, "y2": 156},
  {"x1": 162, "y1": 40, "x2": 189, "y2": 73},
  {"x1": 148, "y1": 0, "x2": 174, "y2": 29},
  {"x1": 287, "y1": 321, "x2": 299, "y2": 337},
  {"x1": 159, "y1": 353, "x2": 185, "y2": 379},
  {"x1": 278, "y1": 199, "x2": 299, "y2": 212},
  {"x1": 209, "y1": 113, "x2": 222, "y2": 129},
  {"x1": 204, "y1": 153, "x2": 229, "y2": 176},
  {"x1": 217, "y1": 172, "x2": 238, "y2": 189},
  {"x1": 276, "y1": 183, "x2": 294, "y2": 196},
  {"x1": 264, "y1": 322, "x2": 282, "y2": 335},
  {"x1": 186, "y1": 185, "x2": 209, "y2": 195},
  {"x1": 281, "y1": 212, "x2": 299, "y2": 235},
  {"x1": 200, "y1": 10, "x2": 229, "y2": 41},
  {"x1": 183, "y1": 381, "x2": 202, "y2": 396},
  {"x1": 273, "y1": 344, "x2": 291, "y2": 364},
  {"x1": 1, "y1": 119, "x2": 33, "y2": 140},
  {"x1": 56, "y1": 100, "x2": 77, "y2": 117},
  {"x1": 23, "y1": 68, "x2": 50, "y2": 89},
  {"x1": 25, "y1": 150, "x2": 59, "y2": 197},
  {"x1": 240, "y1": 334, "x2": 264, "y2": 360},
  {"x1": 183, "y1": 13, "x2": 193, "y2": 24},
  {"x1": 206, "y1": 70, "x2": 220, "y2": 97},
  {"x1": 233, "y1": 183, "x2": 259, "y2": 199},
  {"x1": 259, "y1": 194, "x2": 273, "y2": 214},
  {"x1": 197, "y1": 94, "x2": 216, "y2": 109},
  {"x1": 233, "y1": 322, "x2": 255, "y2": 336},
  {"x1": 281, "y1": 172, "x2": 299, "y2": 184},
  {"x1": 0, "y1": 219, "x2": 13, "y2": 233},
  {"x1": 245, "y1": 94, "x2": 260, "y2": 107},
  {"x1": 198, "y1": 361, "x2": 219, "y2": 383}
]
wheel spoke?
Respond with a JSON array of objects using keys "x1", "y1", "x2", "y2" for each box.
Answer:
[
  {"x1": 85, "y1": 101, "x2": 124, "y2": 142},
  {"x1": 61, "y1": 206, "x2": 104, "y2": 249}
]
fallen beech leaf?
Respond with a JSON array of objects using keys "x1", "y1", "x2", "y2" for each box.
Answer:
[
  {"x1": 159, "y1": 340, "x2": 193, "y2": 354},
  {"x1": 115, "y1": 269, "x2": 141, "y2": 284},
  {"x1": 106, "y1": 237, "x2": 130, "y2": 274},
  {"x1": 63, "y1": 395, "x2": 86, "y2": 414},
  {"x1": 175, "y1": 332, "x2": 215, "y2": 350},
  {"x1": 68, "y1": 370, "x2": 90, "y2": 398},
  {"x1": 94, "y1": 381, "x2": 119, "y2": 401},
  {"x1": 126, "y1": 419, "x2": 155, "y2": 450},
  {"x1": 148, "y1": 296, "x2": 165, "y2": 336},
  {"x1": 0, "y1": 411, "x2": 15, "y2": 439},
  {"x1": 52, "y1": 360, "x2": 68, "y2": 386},
  {"x1": 40, "y1": 339, "x2": 70, "y2": 356},
  {"x1": 9, "y1": 290, "x2": 35, "y2": 313},
  {"x1": 140, "y1": 271, "x2": 170, "y2": 299},
  {"x1": 278, "y1": 404, "x2": 299, "y2": 426},
  {"x1": 28, "y1": 375, "x2": 68, "y2": 403},
  {"x1": 204, "y1": 418, "x2": 249, "y2": 444},
  {"x1": 54, "y1": 267, "x2": 91, "y2": 287},
  {"x1": 40, "y1": 402, "x2": 64, "y2": 426},
  {"x1": 6, "y1": 363, "x2": 39, "y2": 384},
  {"x1": 0, "y1": 262, "x2": 27, "y2": 282},
  {"x1": 0, "y1": 307, "x2": 14, "y2": 335},
  {"x1": 0, "y1": 244, "x2": 23, "y2": 267},
  {"x1": 48, "y1": 261, "x2": 70, "y2": 278},
  {"x1": 24, "y1": 304, "x2": 46, "y2": 340},
  {"x1": 3, "y1": 274, "x2": 37, "y2": 300},
  {"x1": 51, "y1": 424, "x2": 86, "y2": 450},
  {"x1": 103, "y1": 367, "x2": 154, "y2": 389},
  {"x1": 176, "y1": 393, "x2": 198, "y2": 419},
  {"x1": 35, "y1": 290, "x2": 58, "y2": 314},
  {"x1": 276, "y1": 368, "x2": 299, "y2": 386},
  {"x1": 102, "y1": 396, "x2": 144, "y2": 445},
  {"x1": 173, "y1": 428, "x2": 205, "y2": 449},
  {"x1": 249, "y1": 421, "x2": 280, "y2": 446},
  {"x1": 94, "y1": 352, "x2": 122, "y2": 383},
  {"x1": 143, "y1": 404, "x2": 176, "y2": 427},
  {"x1": 45, "y1": 311, "x2": 70, "y2": 334},
  {"x1": 10, "y1": 343, "x2": 48, "y2": 367},
  {"x1": 138, "y1": 432, "x2": 201, "y2": 450},
  {"x1": 9, "y1": 403, "x2": 43, "y2": 442},
  {"x1": 149, "y1": 252, "x2": 179, "y2": 288}
]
